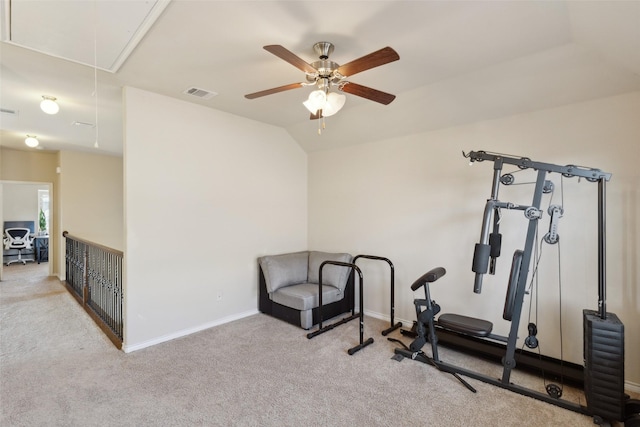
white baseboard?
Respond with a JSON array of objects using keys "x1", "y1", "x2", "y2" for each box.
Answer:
[
  {"x1": 626, "y1": 381, "x2": 640, "y2": 394},
  {"x1": 363, "y1": 309, "x2": 410, "y2": 328},
  {"x1": 122, "y1": 309, "x2": 259, "y2": 353}
]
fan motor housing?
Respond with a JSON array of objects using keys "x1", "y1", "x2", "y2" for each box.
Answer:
[{"x1": 311, "y1": 60, "x2": 339, "y2": 77}]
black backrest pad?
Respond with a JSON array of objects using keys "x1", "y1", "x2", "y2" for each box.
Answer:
[
  {"x1": 503, "y1": 250, "x2": 523, "y2": 321},
  {"x1": 410, "y1": 267, "x2": 446, "y2": 291}
]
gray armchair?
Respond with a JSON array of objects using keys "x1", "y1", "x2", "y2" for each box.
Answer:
[{"x1": 258, "y1": 251, "x2": 355, "y2": 329}]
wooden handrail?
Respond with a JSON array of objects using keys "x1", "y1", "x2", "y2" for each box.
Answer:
[{"x1": 62, "y1": 231, "x2": 123, "y2": 257}]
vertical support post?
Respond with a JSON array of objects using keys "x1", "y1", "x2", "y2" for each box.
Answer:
[
  {"x1": 598, "y1": 178, "x2": 607, "y2": 319},
  {"x1": 352, "y1": 255, "x2": 400, "y2": 335},
  {"x1": 82, "y1": 247, "x2": 89, "y2": 304},
  {"x1": 347, "y1": 268, "x2": 375, "y2": 355},
  {"x1": 473, "y1": 158, "x2": 504, "y2": 293},
  {"x1": 490, "y1": 157, "x2": 503, "y2": 200},
  {"x1": 387, "y1": 262, "x2": 398, "y2": 334},
  {"x1": 318, "y1": 267, "x2": 324, "y2": 330},
  {"x1": 423, "y1": 283, "x2": 441, "y2": 362},
  {"x1": 501, "y1": 168, "x2": 547, "y2": 384}
]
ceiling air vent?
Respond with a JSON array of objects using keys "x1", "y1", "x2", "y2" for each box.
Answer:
[
  {"x1": 72, "y1": 121, "x2": 95, "y2": 128},
  {"x1": 1, "y1": 108, "x2": 19, "y2": 115},
  {"x1": 183, "y1": 87, "x2": 218, "y2": 100}
]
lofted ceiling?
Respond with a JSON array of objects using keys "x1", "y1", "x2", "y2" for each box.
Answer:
[{"x1": 1, "y1": 0, "x2": 639, "y2": 156}]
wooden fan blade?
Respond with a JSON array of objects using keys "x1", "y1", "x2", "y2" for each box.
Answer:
[
  {"x1": 340, "y1": 82, "x2": 396, "y2": 105},
  {"x1": 245, "y1": 83, "x2": 304, "y2": 99},
  {"x1": 310, "y1": 110, "x2": 323, "y2": 120},
  {"x1": 337, "y1": 47, "x2": 399, "y2": 77},
  {"x1": 264, "y1": 45, "x2": 317, "y2": 74}
]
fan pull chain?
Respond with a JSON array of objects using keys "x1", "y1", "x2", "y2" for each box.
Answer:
[{"x1": 317, "y1": 114, "x2": 326, "y2": 135}]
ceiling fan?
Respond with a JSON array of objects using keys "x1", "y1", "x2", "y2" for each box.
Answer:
[{"x1": 245, "y1": 42, "x2": 400, "y2": 120}]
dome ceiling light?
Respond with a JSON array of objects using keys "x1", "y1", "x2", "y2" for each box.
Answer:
[
  {"x1": 25, "y1": 135, "x2": 39, "y2": 147},
  {"x1": 40, "y1": 96, "x2": 59, "y2": 114}
]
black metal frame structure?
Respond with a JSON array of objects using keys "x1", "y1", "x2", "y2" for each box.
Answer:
[
  {"x1": 393, "y1": 151, "x2": 631, "y2": 424},
  {"x1": 353, "y1": 254, "x2": 402, "y2": 336},
  {"x1": 307, "y1": 260, "x2": 374, "y2": 355},
  {"x1": 63, "y1": 230, "x2": 123, "y2": 349}
]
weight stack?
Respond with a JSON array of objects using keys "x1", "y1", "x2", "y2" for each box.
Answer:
[{"x1": 583, "y1": 309, "x2": 625, "y2": 422}]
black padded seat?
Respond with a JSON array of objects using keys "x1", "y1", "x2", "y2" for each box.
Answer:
[{"x1": 438, "y1": 313, "x2": 493, "y2": 338}]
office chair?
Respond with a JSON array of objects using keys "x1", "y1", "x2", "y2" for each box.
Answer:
[{"x1": 3, "y1": 228, "x2": 34, "y2": 265}]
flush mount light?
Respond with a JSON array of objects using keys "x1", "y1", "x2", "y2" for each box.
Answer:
[
  {"x1": 25, "y1": 135, "x2": 39, "y2": 147},
  {"x1": 40, "y1": 96, "x2": 59, "y2": 114}
]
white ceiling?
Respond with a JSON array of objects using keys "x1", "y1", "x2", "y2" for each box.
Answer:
[{"x1": 1, "y1": 0, "x2": 639, "y2": 156}]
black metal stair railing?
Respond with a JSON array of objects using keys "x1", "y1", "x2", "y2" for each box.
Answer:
[{"x1": 63, "y1": 231, "x2": 123, "y2": 348}]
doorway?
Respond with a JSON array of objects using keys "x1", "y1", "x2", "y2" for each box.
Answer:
[{"x1": 1, "y1": 181, "x2": 53, "y2": 282}]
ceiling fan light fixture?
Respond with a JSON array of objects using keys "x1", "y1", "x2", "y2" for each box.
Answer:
[
  {"x1": 303, "y1": 90, "x2": 327, "y2": 113},
  {"x1": 322, "y1": 92, "x2": 346, "y2": 117},
  {"x1": 40, "y1": 96, "x2": 59, "y2": 114},
  {"x1": 25, "y1": 135, "x2": 39, "y2": 147},
  {"x1": 303, "y1": 90, "x2": 346, "y2": 116}
]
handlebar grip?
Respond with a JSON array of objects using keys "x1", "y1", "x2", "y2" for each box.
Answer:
[
  {"x1": 472, "y1": 243, "x2": 491, "y2": 294},
  {"x1": 472, "y1": 243, "x2": 490, "y2": 274}
]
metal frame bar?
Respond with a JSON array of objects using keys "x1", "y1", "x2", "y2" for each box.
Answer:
[
  {"x1": 306, "y1": 260, "x2": 374, "y2": 355},
  {"x1": 465, "y1": 150, "x2": 612, "y2": 181},
  {"x1": 394, "y1": 348, "x2": 590, "y2": 415},
  {"x1": 353, "y1": 254, "x2": 401, "y2": 335}
]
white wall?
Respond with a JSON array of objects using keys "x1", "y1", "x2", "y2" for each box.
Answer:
[
  {"x1": 2, "y1": 183, "x2": 47, "y2": 226},
  {"x1": 123, "y1": 87, "x2": 307, "y2": 350},
  {"x1": 58, "y1": 151, "x2": 124, "y2": 250},
  {"x1": 308, "y1": 92, "x2": 640, "y2": 385}
]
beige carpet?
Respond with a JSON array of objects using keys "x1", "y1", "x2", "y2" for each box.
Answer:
[
  {"x1": 1, "y1": 260, "x2": 49, "y2": 281},
  {"x1": 0, "y1": 270, "x2": 613, "y2": 426}
]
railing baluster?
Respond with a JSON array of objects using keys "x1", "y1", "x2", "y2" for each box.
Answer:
[{"x1": 62, "y1": 231, "x2": 123, "y2": 348}]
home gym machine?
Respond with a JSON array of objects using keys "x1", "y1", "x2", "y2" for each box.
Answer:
[{"x1": 393, "y1": 150, "x2": 639, "y2": 426}]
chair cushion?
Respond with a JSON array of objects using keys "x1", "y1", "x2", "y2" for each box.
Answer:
[
  {"x1": 271, "y1": 283, "x2": 342, "y2": 311},
  {"x1": 308, "y1": 251, "x2": 353, "y2": 292},
  {"x1": 258, "y1": 252, "x2": 309, "y2": 293}
]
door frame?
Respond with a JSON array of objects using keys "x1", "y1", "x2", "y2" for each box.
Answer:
[{"x1": 0, "y1": 180, "x2": 54, "y2": 281}]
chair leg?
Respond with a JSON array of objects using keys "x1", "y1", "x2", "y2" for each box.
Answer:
[
  {"x1": 5, "y1": 249, "x2": 33, "y2": 265},
  {"x1": 21, "y1": 249, "x2": 34, "y2": 264}
]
